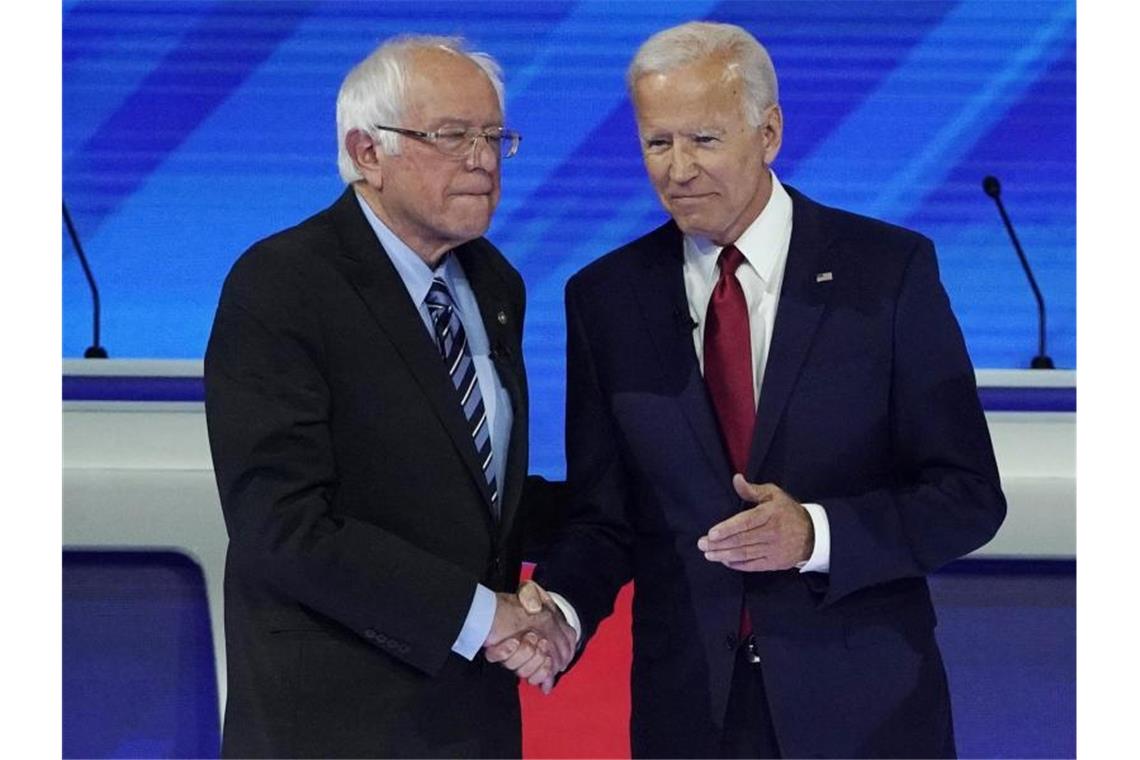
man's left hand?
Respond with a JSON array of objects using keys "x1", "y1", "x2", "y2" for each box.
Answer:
[{"x1": 697, "y1": 474, "x2": 814, "y2": 571}]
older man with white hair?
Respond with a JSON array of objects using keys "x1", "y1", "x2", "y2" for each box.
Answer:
[
  {"x1": 205, "y1": 35, "x2": 573, "y2": 758},
  {"x1": 509, "y1": 20, "x2": 1005, "y2": 759}
]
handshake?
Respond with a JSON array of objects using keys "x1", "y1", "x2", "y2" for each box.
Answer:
[{"x1": 482, "y1": 581, "x2": 577, "y2": 694}]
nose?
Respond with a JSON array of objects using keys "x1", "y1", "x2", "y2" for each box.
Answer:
[
  {"x1": 668, "y1": 142, "x2": 698, "y2": 183},
  {"x1": 465, "y1": 133, "x2": 499, "y2": 171}
]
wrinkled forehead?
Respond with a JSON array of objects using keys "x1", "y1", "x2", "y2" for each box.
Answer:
[
  {"x1": 633, "y1": 58, "x2": 748, "y2": 129},
  {"x1": 404, "y1": 47, "x2": 500, "y2": 123}
]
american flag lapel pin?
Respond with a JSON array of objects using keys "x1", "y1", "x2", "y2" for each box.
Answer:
[{"x1": 815, "y1": 271, "x2": 833, "y2": 283}]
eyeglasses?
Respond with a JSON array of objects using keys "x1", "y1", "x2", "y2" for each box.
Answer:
[{"x1": 372, "y1": 124, "x2": 522, "y2": 159}]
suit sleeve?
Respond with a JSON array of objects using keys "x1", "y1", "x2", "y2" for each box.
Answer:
[
  {"x1": 532, "y1": 277, "x2": 635, "y2": 647},
  {"x1": 205, "y1": 246, "x2": 479, "y2": 676},
  {"x1": 817, "y1": 239, "x2": 1006, "y2": 605}
]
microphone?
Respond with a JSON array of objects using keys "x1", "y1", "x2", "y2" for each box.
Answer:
[
  {"x1": 674, "y1": 308, "x2": 698, "y2": 333},
  {"x1": 981, "y1": 176, "x2": 1053, "y2": 369},
  {"x1": 490, "y1": 343, "x2": 513, "y2": 362},
  {"x1": 62, "y1": 202, "x2": 108, "y2": 358}
]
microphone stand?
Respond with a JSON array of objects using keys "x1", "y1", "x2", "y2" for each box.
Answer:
[
  {"x1": 982, "y1": 176, "x2": 1053, "y2": 369},
  {"x1": 62, "y1": 202, "x2": 108, "y2": 358}
]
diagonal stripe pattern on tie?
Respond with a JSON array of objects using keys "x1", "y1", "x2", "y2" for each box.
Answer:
[{"x1": 425, "y1": 277, "x2": 500, "y2": 520}]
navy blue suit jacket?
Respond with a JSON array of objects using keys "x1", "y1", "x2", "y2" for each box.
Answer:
[{"x1": 536, "y1": 186, "x2": 1006, "y2": 758}]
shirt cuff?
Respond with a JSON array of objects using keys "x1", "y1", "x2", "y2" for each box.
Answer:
[
  {"x1": 546, "y1": 591, "x2": 583, "y2": 648},
  {"x1": 796, "y1": 502, "x2": 831, "y2": 574},
  {"x1": 451, "y1": 583, "x2": 496, "y2": 660}
]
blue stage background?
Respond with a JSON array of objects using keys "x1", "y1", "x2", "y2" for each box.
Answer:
[{"x1": 62, "y1": 0, "x2": 1076, "y2": 475}]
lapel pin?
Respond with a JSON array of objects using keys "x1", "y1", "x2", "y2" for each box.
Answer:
[
  {"x1": 497, "y1": 310, "x2": 508, "y2": 325},
  {"x1": 815, "y1": 271, "x2": 833, "y2": 283}
]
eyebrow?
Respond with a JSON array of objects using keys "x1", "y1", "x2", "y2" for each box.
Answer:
[
  {"x1": 642, "y1": 124, "x2": 727, "y2": 134},
  {"x1": 429, "y1": 123, "x2": 506, "y2": 137},
  {"x1": 425, "y1": 116, "x2": 505, "y2": 128},
  {"x1": 640, "y1": 127, "x2": 726, "y2": 141}
]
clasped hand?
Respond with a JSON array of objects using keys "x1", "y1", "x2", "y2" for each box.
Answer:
[{"x1": 482, "y1": 581, "x2": 575, "y2": 694}]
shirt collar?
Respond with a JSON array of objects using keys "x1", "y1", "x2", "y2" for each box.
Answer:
[
  {"x1": 355, "y1": 190, "x2": 452, "y2": 307},
  {"x1": 683, "y1": 171, "x2": 793, "y2": 287}
]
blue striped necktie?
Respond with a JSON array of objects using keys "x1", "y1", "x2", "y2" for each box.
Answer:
[{"x1": 424, "y1": 277, "x2": 500, "y2": 520}]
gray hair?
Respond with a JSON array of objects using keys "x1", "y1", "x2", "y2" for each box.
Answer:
[
  {"x1": 627, "y1": 21, "x2": 778, "y2": 127},
  {"x1": 335, "y1": 35, "x2": 505, "y2": 183}
]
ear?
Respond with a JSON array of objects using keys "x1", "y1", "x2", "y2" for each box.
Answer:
[
  {"x1": 761, "y1": 104, "x2": 783, "y2": 166},
  {"x1": 345, "y1": 128, "x2": 384, "y2": 188}
]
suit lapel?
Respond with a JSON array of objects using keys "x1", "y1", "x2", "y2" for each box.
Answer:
[
  {"x1": 746, "y1": 187, "x2": 835, "y2": 477},
  {"x1": 628, "y1": 223, "x2": 737, "y2": 500},
  {"x1": 326, "y1": 189, "x2": 498, "y2": 524}
]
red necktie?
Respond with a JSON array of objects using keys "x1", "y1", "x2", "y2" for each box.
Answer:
[
  {"x1": 704, "y1": 245, "x2": 755, "y2": 474},
  {"x1": 702, "y1": 244, "x2": 756, "y2": 641}
]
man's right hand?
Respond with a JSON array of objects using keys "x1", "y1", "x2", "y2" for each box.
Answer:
[{"x1": 483, "y1": 581, "x2": 575, "y2": 693}]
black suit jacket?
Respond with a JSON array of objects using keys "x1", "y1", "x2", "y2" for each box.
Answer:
[
  {"x1": 205, "y1": 188, "x2": 535, "y2": 758},
  {"x1": 536, "y1": 186, "x2": 1006, "y2": 758}
]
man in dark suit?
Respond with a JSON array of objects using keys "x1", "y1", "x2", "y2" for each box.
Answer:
[
  {"x1": 204, "y1": 35, "x2": 573, "y2": 758},
  {"x1": 519, "y1": 21, "x2": 1006, "y2": 758}
]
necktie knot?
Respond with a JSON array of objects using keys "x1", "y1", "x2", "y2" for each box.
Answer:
[
  {"x1": 426, "y1": 277, "x2": 453, "y2": 308},
  {"x1": 718, "y1": 244, "x2": 746, "y2": 278}
]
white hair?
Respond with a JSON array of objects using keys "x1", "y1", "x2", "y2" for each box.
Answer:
[
  {"x1": 627, "y1": 21, "x2": 778, "y2": 127},
  {"x1": 335, "y1": 35, "x2": 505, "y2": 183}
]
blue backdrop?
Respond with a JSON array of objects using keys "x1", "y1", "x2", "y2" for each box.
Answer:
[{"x1": 62, "y1": 0, "x2": 1077, "y2": 476}]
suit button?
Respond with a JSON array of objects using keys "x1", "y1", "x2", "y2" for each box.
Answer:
[
  {"x1": 364, "y1": 628, "x2": 378, "y2": 640},
  {"x1": 724, "y1": 633, "x2": 737, "y2": 651}
]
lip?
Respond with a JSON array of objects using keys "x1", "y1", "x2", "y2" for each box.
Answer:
[{"x1": 670, "y1": 193, "x2": 714, "y2": 202}]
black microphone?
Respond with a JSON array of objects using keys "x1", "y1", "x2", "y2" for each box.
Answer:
[
  {"x1": 62, "y1": 202, "x2": 108, "y2": 358},
  {"x1": 982, "y1": 176, "x2": 1053, "y2": 369},
  {"x1": 674, "y1": 308, "x2": 698, "y2": 333},
  {"x1": 491, "y1": 343, "x2": 513, "y2": 362}
]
